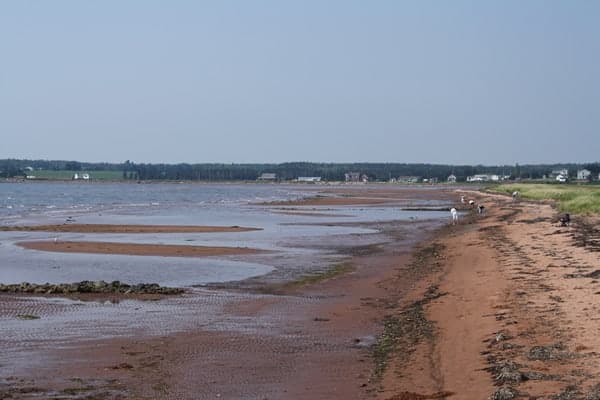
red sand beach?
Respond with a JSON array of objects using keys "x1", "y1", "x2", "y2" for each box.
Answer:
[{"x1": 3, "y1": 187, "x2": 600, "y2": 399}]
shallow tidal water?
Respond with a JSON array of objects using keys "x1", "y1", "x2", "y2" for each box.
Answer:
[
  {"x1": 0, "y1": 182, "x2": 452, "y2": 377},
  {"x1": 0, "y1": 182, "x2": 449, "y2": 286}
]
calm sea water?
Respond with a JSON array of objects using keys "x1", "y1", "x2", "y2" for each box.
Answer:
[
  {"x1": 0, "y1": 182, "x2": 308, "y2": 222},
  {"x1": 0, "y1": 182, "x2": 450, "y2": 286}
]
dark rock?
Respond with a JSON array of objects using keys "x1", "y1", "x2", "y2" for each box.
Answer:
[{"x1": 0, "y1": 280, "x2": 184, "y2": 295}]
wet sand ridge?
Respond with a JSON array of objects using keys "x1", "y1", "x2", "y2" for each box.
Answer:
[
  {"x1": 0, "y1": 223, "x2": 260, "y2": 233},
  {"x1": 17, "y1": 240, "x2": 267, "y2": 257}
]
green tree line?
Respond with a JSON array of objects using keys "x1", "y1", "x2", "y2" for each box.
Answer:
[{"x1": 1, "y1": 158, "x2": 598, "y2": 182}]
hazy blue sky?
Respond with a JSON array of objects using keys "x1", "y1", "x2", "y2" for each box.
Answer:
[{"x1": 1, "y1": 1, "x2": 598, "y2": 164}]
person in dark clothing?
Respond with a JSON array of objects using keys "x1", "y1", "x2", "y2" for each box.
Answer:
[{"x1": 559, "y1": 213, "x2": 570, "y2": 227}]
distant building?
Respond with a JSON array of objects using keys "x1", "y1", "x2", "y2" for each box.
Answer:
[
  {"x1": 397, "y1": 176, "x2": 420, "y2": 183},
  {"x1": 297, "y1": 176, "x2": 322, "y2": 183},
  {"x1": 467, "y1": 174, "x2": 491, "y2": 182},
  {"x1": 257, "y1": 173, "x2": 277, "y2": 181},
  {"x1": 551, "y1": 169, "x2": 569, "y2": 178},
  {"x1": 577, "y1": 169, "x2": 591, "y2": 180},
  {"x1": 447, "y1": 174, "x2": 457, "y2": 183},
  {"x1": 345, "y1": 172, "x2": 361, "y2": 182},
  {"x1": 556, "y1": 174, "x2": 567, "y2": 183},
  {"x1": 73, "y1": 173, "x2": 91, "y2": 180}
]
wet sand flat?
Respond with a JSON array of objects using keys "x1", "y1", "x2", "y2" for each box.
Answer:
[
  {"x1": 3, "y1": 218, "x2": 445, "y2": 400},
  {"x1": 0, "y1": 224, "x2": 260, "y2": 233},
  {"x1": 17, "y1": 240, "x2": 267, "y2": 257},
  {"x1": 261, "y1": 186, "x2": 457, "y2": 206},
  {"x1": 0, "y1": 186, "x2": 457, "y2": 399},
  {"x1": 260, "y1": 195, "x2": 401, "y2": 206}
]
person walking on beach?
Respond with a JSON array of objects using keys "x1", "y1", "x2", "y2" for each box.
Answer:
[{"x1": 450, "y1": 207, "x2": 458, "y2": 225}]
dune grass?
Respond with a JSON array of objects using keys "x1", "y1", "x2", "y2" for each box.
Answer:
[{"x1": 489, "y1": 183, "x2": 600, "y2": 214}]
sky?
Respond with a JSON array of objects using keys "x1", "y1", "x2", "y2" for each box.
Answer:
[{"x1": 1, "y1": 1, "x2": 598, "y2": 165}]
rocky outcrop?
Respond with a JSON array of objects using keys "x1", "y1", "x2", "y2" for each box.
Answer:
[{"x1": 0, "y1": 280, "x2": 184, "y2": 295}]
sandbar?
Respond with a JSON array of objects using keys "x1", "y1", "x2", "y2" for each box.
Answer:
[
  {"x1": 1, "y1": 224, "x2": 260, "y2": 233},
  {"x1": 17, "y1": 240, "x2": 267, "y2": 257}
]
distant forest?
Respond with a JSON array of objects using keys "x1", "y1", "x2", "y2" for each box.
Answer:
[{"x1": 1, "y1": 159, "x2": 599, "y2": 182}]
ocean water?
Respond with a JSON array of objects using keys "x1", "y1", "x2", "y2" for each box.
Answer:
[{"x1": 0, "y1": 182, "x2": 451, "y2": 286}]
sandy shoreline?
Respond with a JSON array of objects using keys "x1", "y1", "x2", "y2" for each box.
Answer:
[
  {"x1": 17, "y1": 240, "x2": 267, "y2": 257},
  {"x1": 5, "y1": 186, "x2": 600, "y2": 398},
  {"x1": 376, "y1": 190, "x2": 600, "y2": 399}
]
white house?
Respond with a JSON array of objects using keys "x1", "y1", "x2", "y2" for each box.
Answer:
[
  {"x1": 345, "y1": 172, "x2": 361, "y2": 182},
  {"x1": 467, "y1": 174, "x2": 491, "y2": 182},
  {"x1": 73, "y1": 173, "x2": 91, "y2": 180},
  {"x1": 297, "y1": 176, "x2": 322, "y2": 183},
  {"x1": 551, "y1": 169, "x2": 569, "y2": 178},
  {"x1": 257, "y1": 173, "x2": 277, "y2": 181},
  {"x1": 447, "y1": 174, "x2": 457, "y2": 183},
  {"x1": 577, "y1": 169, "x2": 591, "y2": 180}
]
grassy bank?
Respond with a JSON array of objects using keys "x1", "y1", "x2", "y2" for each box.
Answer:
[{"x1": 489, "y1": 183, "x2": 600, "y2": 214}]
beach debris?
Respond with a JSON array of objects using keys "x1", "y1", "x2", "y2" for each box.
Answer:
[
  {"x1": 564, "y1": 270, "x2": 600, "y2": 279},
  {"x1": 528, "y1": 343, "x2": 571, "y2": 361},
  {"x1": 495, "y1": 367, "x2": 524, "y2": 385},
  {"x1": 552, "y1": 385, "x2": 581, "y2": 400},
  {"x1": 494, "y1": 331, "x2": 513, "y2": 343},
  {"x1": 372, "y1": 286, "x2": 441, "y2": 380},
  {"x1": 384, "y1": 391, "x2": 455, "y2": 400},
  {"x1": 0, "y1": 280, "x2": 184, "y2": 295},
  {"x1": 16, "y1": 314, "x2": 40, "y2": 320},
  {"x1": 109, "y1": 362, "x2": 134, "y2": 370},
  {"x1": 585, "y1": 383, "x2": 600, "y2": 400},
  {"x1": 491, "y1": 386, "x2": 518, "y2": 400},
  {"x1": 353, "y1": 335, "x2": 376, "y2": 348},
  {"x1": 485, "y1": 361, "x2": 526, "y2": 385}
]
